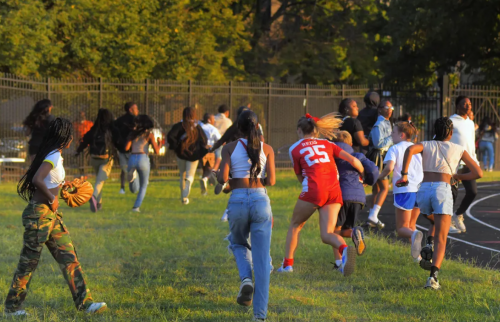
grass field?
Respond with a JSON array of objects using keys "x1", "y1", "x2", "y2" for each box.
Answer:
[{"x1": 0, "y1": 172, "x2": 499, "y2": 321}]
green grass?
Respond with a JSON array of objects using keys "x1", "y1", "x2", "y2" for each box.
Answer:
[{"x1": 0, "y1": 172, "x2": 499, "y2": 321}]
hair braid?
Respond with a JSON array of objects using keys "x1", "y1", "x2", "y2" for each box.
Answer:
[{"x1": 433, "y1": 117, "x2": 453, "y2": 141}]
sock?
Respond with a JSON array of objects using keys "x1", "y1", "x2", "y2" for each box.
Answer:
[
  {"x1": 430, "y1": 266, "x2": 439, "y2": 280},
  {"x1": 368, "y1": 205, "x2": 382, "y2": 222},
  {"x1": 427, "y1": 236, "x2": 434, "y2": 245},
  {"x1": 283, "y1": 257, "x2": 294, "y2": 268},
  {"x1": 339, "y1": 244, "x2": 348, "y2": 255},
  {"x1": 335, "y1": 260, "x2": 342, "y2": 267}
]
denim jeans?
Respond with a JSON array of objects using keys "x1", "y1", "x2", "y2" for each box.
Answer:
[
  {"x1": 227, "y1": 188, "x2": 272, "y2": 320},
  {"x1": 479, "y1": 140, "x2": 495, "y2": 170},
  {"x1": 128, "y1": 154, "x2": 150, "y2": 209},
  {"x1": 176, "y1": 157, "x2": 199, "y2": 199}
]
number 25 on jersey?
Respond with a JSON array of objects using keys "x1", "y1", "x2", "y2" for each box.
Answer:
[{"x1": 300, "y1": 145, "x2": 331, "y2": 167}]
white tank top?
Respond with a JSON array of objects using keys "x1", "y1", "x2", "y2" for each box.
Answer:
[
  {"x1": 43, "y1": 151, "x2": 65, "y2": 189},
  {"x1": 230, "y1": 139, "x2": 267, "y2": 179}
]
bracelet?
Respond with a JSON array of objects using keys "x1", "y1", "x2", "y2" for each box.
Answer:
[
  {"x1": 401, "y1": 172, "x2": 408, "y2": 176},
  {"x1": 48, "y1": 195, "x2": 55, "y2": 205}
]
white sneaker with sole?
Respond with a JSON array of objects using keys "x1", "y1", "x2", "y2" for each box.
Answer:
[
  {"x1": 424, "y1": 277, "x2": 440, "y2": 290},
  {"x1": 86, "y1": 302, "x2": 108, "y2": 314},
  {"x1": 221, "y1": 209, "x2": 228, "y2": 222},
  {"x1": 448, "y1": 222, "x2": 461, "y2": 234},
  {"x1": 411, "y1": 230, "x2": 423, "y2": 259},
  {"x1": 237, "y1": 278, "x2": 253, "y2": 306},
  {"x1": 182, "y1": 198, "x2": 189, "y2": 205},
  {"x1": 277, "y1": 265, "x2": 293, "y2": 273},
  {"x1": 132, "y1": 207, "x2": 140, "y2": 213},
  {"x1": 4, "y1": 310, "x2": 29, "y2": 317},
  {"x1": 214, "y1": 182, "x2": 228, "y2": 195},
  {"x1": 340, "y1": 246, "x2": 356, "y2": 277},
  {"x1": 200, "y1": 178, "x2": 208, "y2": 196},
  {"x1": 452, "y1": 213, "x2": 466, "y2": 233},
  {"x1": 119, "y1": 188, "x2": 126, "y2": 195}
]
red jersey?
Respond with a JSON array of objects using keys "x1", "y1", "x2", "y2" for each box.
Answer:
[{"x1": 289, "y1": 138, "x2": 343, "y2": 196}]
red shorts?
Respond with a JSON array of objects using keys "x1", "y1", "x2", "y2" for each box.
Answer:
[{"x1": 299, "y1": 187, "x2": 343, "y2": 207}]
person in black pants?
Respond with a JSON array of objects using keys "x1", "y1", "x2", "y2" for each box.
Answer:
[{"x1": 114, "y1": 102, "x2": 139, "y2": 194}]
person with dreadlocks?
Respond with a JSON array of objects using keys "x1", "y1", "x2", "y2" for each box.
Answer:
[
  {"x1": 277, "y1": 113, "x2": 365, "y2": 276},
  {"x1": 4, "y1": 118, "x2": 107, "y2": 317},
  {"x1": 398, "y1": 117, "x2": 482, "y2": 290},
  {"x1": 217, "y1": 110, "x2": 275, "y2": 321},
  {"x1": 124, "y1": 115, "x2": 160, "y2": 212},
  {"x1": 75, "y1": 109, "x2": 122, "y2": 212},
  {"x1": 23, "y1": 99, "x2": 56, "y2": 162},
  {"x1": 167, "y1": 107, "x2": 208, "y2": 205}
]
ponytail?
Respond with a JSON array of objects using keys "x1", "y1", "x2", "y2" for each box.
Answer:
[
  {"x1": 297, "y1": 112, "x2": 343, "y2": 140},
  {"x1": 237, "y1": 110, "x2": 262, "y2": 180}
]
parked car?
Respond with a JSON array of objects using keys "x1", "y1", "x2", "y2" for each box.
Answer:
[{"x1": 0, "y1": 137, "x2": 27, "y2": 160}]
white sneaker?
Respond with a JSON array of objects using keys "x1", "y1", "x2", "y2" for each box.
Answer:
[
  {"x1": 4, "y1": 310, "x2": 29, "y2": 317},
  {"x1": 221, "y1": 209, "x2": 228, "y2": 222},
  {"x1": 85, "y1": 302, "x2": 107, "y2": 314},
  {"x1": 449, "y1": 222, "x2": 461, "y2": 234},
  {"x1": 214, "y1": 182, "x2": 228, "y2": 195},
  {"x1": 424, "y1": 277, "x2": 440, "y2": 290},
  {"x1": 128, "y1": 170, "x2": 137, "y2": 183},
  {"x1": 119, "y1": 188, "x2": 126, "y2": 195},
  {"x1": 182, "y1": 198, "x2": 189, "y2": 205},
  {"x1": 236, "y1": 278, "x2": 253, "y2": 306},
  {"x1": 200, "y1": 178, "x2": 208, "y2": 196},
  {"x1": 452, "y1": 214, "x2": 466, "y2": 233},
  {"x1": 277, "y1": 265, "x2": 293, "y2": 273},
  {"x1": 132, "y1": 207, "x2": 140, "y2": 213},
  {"x1": 340, "y1": 246, "x2": 356, "y2": 277},
  {"x1": 411, "y1": 230, "x2": 423, "y2": 259}
]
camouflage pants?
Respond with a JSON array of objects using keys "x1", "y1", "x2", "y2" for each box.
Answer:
[{"x1": 4, "y1": 203, "x2": 93, "y2": 312}]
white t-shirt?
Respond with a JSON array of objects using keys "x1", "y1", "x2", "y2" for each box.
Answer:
[
  {"x1": 214, "y1": 113, "x2": 232, "y2": 136},
  {"x1": 384, "y1": 141, "x2": 423, "y2": 193},
  {"x1": 43, "y1": 150, "x2": 65, "y2": 189},
  {"x1": 450, "y1": 114, "x2": 478, "y2": 165},
  {"x1": 199, "y1": 122, "x2": 221, "y2": 147},
  {"x1": 421, "y1": 141, "x2": 464, "y2": 175}
]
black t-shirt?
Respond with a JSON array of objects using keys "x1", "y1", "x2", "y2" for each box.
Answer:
[{"x1": 340, "y1": 117, "x2": 364, "y2": 152}]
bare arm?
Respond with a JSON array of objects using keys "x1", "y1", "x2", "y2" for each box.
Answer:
[
  {"x1": 33, "y1": 162, "x2": 57, "y2": 202},
  {"x1": 338, "y1": 150, "x2": 364, "y2": 174},
  {"x1": 217, "y1": 145, "x2": 231, "y2": 184},
  {"x1": 400, "y1": 144, "x2": 423, "y2": 182},
  {"x1": 455, "y1": 151, "x2": 483, "y2": 181},
  {"x1": 379, "y1": 160, "x2": 395, "y2": 179},
  {"x1": 149, "y1": 133, "x2": 160, "y2": 155},
  {"x1": 263, "y1": 144, "x2": 275, "y2": 186},
  {"x1": 353, "y1": 131, "x2": 369, "y2": 147}
]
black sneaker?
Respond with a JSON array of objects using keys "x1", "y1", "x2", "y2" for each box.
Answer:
[
  {"x1": 89, "y1": 196, "x2": 98, "y2": 213},
  {"x1": 351, "y1": 226, "x2": 366, "y2": 256},
  {"x1": 419, "y1": 258, "x2": 432, "y2": 271},
  {"x1": 421, "y1": 243, "x2": 434, "y2": 261}
]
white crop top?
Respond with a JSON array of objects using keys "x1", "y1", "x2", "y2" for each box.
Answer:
[
  {"x1": 43, "y1": 151, "x2": 66, "y2": 189},
  {"x1": 420, "y1": 141, "x2": 464, "y2": 175},
  {"x1": 230, "y1": 139, "x2": 267, "y2": 179}
]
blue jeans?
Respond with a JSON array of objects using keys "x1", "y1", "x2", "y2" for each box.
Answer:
[
  {"x1": 227, "y1": 188, "x2": 272, "y2": 320},
  {"x1": 479, "y1": 140, "x2": 495, "y2": 170},
  {"x1": 128, "y1": 154, "x2": 150, "y2": 209}
]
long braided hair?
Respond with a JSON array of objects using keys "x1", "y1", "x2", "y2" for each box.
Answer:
[
  {"x1": 433, "y1": 117, "x2": 453, "y2": 141},
  {"x1": 18, "y1": 118, "x2": 73, "y2": 202},
  {"x1": 237, "y1": 110, "x2": 262, "y2": 180}
]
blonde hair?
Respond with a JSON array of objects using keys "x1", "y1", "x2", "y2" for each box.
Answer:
[
  {"x1": 394, "y1": 121, "x2": 416, "y2": 141},
  {"x1": 298, "y1": 112, "x2": 343, "y2": 140},
  {"x1": 332, "y1": 131, "x2": 352, "y2": 145}
]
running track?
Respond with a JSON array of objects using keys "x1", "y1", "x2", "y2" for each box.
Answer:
[{"x1": 368, "y1": 182, "x2": 500, "y2": 269}]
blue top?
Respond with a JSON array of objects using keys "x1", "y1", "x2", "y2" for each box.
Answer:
[
  {"x1": 369, "y1": 115, "x2": 393, "y2": 150},
  {"x1": 335, "y1": 142, "x2": 380, "y2": 204}
]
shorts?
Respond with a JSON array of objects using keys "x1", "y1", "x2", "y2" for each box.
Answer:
[
  {"x1": 394, "y1": 192, "x2": 419, "y2": 211},
  {"x1": 337, "y1": 201, "x2": 363, "y2": 229},
  {"x1": 299, "y1": 187, "x2": 343, "y2": 208},
  {"x1": 118, "y1": 152, "x2": 130, "y2": 172},
  {"x1": 416, "y1": 182, "x2": 453, "y2": 215},
  {"x1": 215, "y1": 146, "x2": 222, "y2": 159}
]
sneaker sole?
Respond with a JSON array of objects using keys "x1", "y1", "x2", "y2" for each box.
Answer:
[
  {"x1": 411, "y1": 231, "x2": 423, "y2": 259},
  {"x1": 89, "y1": 197, "x2": 97, "y2": 213},
  {"x1": 342, "y1": 247, "x2": 357, "y2": 277},
  {"x1": 352, "y1": 228, "x2": 365, "y2": 256},
  {"x1": 89, "y1": 304, "x2": 108, "y2": 314},
  {"x1": 237, "y1": 284, "x2": 253, "y2": 306},
  {"x1": 424, "y1": 284, "x2": 440, "y2": 290},
  {"x1": 214, "y1": 184, "x2": 224, "y2": 195},
  {"x1": 419, "y1": 259, "x2": 432, "y2": 271}
]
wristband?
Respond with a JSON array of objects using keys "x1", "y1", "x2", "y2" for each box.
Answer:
[{"x1": 401, "y1": 172, "x2": 408, "y2": 176}]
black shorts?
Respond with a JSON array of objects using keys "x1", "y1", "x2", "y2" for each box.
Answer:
[{"x1": 337, "y1": 201, "x2": 363, "y2": 230}]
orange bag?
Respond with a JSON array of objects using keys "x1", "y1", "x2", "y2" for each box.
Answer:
[{"x1": 60, "y1": 178, "x2": 94, "y2": 208}]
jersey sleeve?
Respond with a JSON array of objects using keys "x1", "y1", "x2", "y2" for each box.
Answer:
[
  {"x1": 329, "y1": 142, "x2": 343, "y2": 158},
  {"x1": 43, "y1": 151, "x2": 60, "y2": 168}
]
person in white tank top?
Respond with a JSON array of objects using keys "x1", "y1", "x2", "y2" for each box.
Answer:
[{"x1": 216, "y1": 110, "x2": 275, "y2": 321}]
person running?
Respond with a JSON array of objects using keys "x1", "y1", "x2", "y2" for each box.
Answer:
[
  {"x1": 4, "y1": 118, "x2": 106, "y2": 317},
  {"x1": 449, "y1": 96, "x2": 479, "y2": 234},
  {"x1": 478, "y1": 116, "x2": 498, "y2": 172},
  {"x1": 217, "y1": 110, "x2": 275, "y2": 322},
  {"x1": 331, "y1": 131, "x2": 379, "y2": 268},
  {"x1": 199, "y1": 113, "x2": 221, "y2": 195},
  {"x1": 167, "y1": 107, "x2": 208, "y2": 205},
  {"x1": 378, "y1": 121, "x2": 424, "y2": 260},
  {"x1": 213, "y1": 104, "x2": 233, "y2": 171},
  {"x1": 114, "y1": 102, "x2": 139, "y2": 194},
  {"x1": 338, "y1": 98, "x2": 370, "y2": 153},
  {"x1": 278, "y1": 113, "x2": 364, "y2": 276},
  {"x1": 398, "y1": 117, "x2": 482, "y2": 289},
  {"x1": 75, "y1": 109, "x2": 122, "y2": 212},
  {"x1": 124, "y1": 115, "x2": 160, "y2": 212},
  {"x1": 365, "y1": 100, "x2": 394, "y2": 229},
  {"x1": 23, "y1": 99, "x2": 56, "y2": 162}
]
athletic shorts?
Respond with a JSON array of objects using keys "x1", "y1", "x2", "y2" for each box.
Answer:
[
  {"x1": 417, "y1": 182, "x2": 453, "y2": 215},
  {"x1": 337, "y1": 201, "x2": 363, "y2": 229},
  {"x1": 299, "y1": 187, "x2": 343, "y2": 208},
  {"x1": 394, "y1": 192, "x2": 419, "y2": 211}
]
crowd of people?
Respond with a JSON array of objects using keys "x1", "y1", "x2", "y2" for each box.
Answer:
[{"x1": 4, "y1": 93, "x2": 488, "y2": 320}]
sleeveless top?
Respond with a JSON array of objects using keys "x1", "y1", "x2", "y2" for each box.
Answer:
[
  {"x1": 43, "y1": 150, "x2": 65, "y2": 189},
  {"x1": 131, "y1": 135, "x2": 149, "y2": 154},
  {"x1": 230, "y1": 139, "x2": 267, "y2": 179}
]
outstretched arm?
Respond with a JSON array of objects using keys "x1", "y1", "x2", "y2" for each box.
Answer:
[
  {"x1": 455, "y1": 151, "x2": 483, "y2": 181},
  {"x1": 338, "y1": 150, "x2": 364, "y2": 175}
]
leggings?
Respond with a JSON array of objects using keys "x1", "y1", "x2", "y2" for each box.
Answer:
[{"x1": 452, "y1": 168, "x2": 478, "y2": 215}]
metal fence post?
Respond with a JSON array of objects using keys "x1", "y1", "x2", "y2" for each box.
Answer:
[
  {"x1": 99, "y1": 77, "x2": 103, "y2": 109},
  {"x1": 145, "y1": 79, "x2": 149, "y2": 115},
  {"x1": 188, "y1": 80, "x2": 192, "y2": 107},
  {"x1": 47, "y1": 77, "x2": 51, "y2": 99},
  {"x1": 267, "y1": 82, "x2": 272, "y2": 145},
  {"x1": 442, "y1": 74, "x2": 450, "y2": 117},
  {"x1": 229, "y1": 81, "x2": 233, "y2": 110},
  {"x1": 305, "y1": 84, "x2": 309, "y2": 114},
  {"x1": 341, "y1": 84, "x2": 345, "y2": 99}
]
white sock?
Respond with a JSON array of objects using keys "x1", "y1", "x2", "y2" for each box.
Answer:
[
  {"x1": 368, "y1": 205, "x2": 382, "y2": 222},
  {"x1": 335, "y1": 260, "x2": 342, "y2": 267}
]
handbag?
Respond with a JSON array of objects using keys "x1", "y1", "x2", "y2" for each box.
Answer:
[{"x1": 436, "y1": 142, "x2": 459, "y2": 189}]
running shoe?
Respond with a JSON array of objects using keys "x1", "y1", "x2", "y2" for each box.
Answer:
[
  {"x1": 89, "y1": 195, "x2": 98, "y2": 213},
  {"x1": 411, "y1": 230, "x2": 423, "y2": 259},
  {"x1": 182, "y1": 198, "x2": 189, "y2": 205},
  {"x1": 132, "y1": 207, "x2": 140, "y2": 213},
  {"x1": 277, "y1": 265, "x2": 293, "y2": 273},
  {"x1": 452, "y1": 213, "x2": 466, "y2": 233},
  {"x1": 252, "y1": 318, "x2": 265, "y2": 322},
  {"x1": 448, "y1": 222, "x2": 461, "y2": 234},
  {"x1": 421, "y1": 243, "x2": 434, "y2": 260},
  {"x1": 85, "y1": 302, "x2": 108, "y2": 314},
  {"x1": 119, "y1": 188, "x2": 126, "y2": 195},
  {"x1": 128, "y1": 170, "x2": 137, "y2": 183},
  {"x1": 4, "y1": 310, "x2": 29, "y2": 317},
  {"x1": 97, "y1": 203, "x2": 102, "y2": 211},
  {"x1": 364, "y1": 219, "x2": 385, "y2": 230},
  {"x1": 419, "y1": 258, "x2": 432, "y2": 271},
  {"x1": 424, "y1": 277, "x2": 440, "y2": 290},
  {"x1": 214, "y1": 182, "x2": 228, "y2": 195},
  {"x1": 351, "y1": 226, "x2": 366, "y2": 256},
  {"x1": 221, "y1": 209, "x2": 228, "y2": 222},
  {"x1": 200, "y1": 178, "x2": 208, "y2": 196},
  {"x1": 236, "y1": 278, "x2": 253, "y2": 306},
  {"x1": 340, "y1": 246, "x2": 356, "y2": 277}
]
